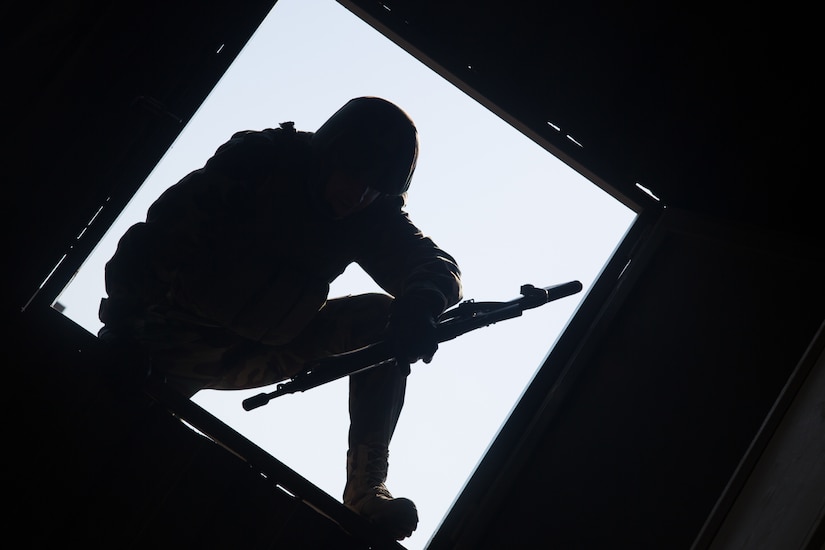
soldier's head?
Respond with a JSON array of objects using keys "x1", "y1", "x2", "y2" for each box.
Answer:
[{"x1": 312, "y1": 97, "x2": 418, "y2": 218}]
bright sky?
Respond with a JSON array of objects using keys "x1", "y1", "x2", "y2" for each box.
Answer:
[{"x1": 55, "y1": 1, "x2": 637, "y2": 548}]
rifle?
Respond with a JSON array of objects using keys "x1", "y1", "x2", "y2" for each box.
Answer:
[{"x1": 242, "y1": 280, "x2": 582, "y2": 411}]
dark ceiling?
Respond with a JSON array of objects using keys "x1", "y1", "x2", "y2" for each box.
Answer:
[
  {"x1": 343, "y1": 1, "x2": 817, "y2": 241},
  {"x1": 10, "y1": 0, "x2": 819, "y2": 310}
]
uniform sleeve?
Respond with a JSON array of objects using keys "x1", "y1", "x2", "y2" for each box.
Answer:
[{"x1": 355, "y1": 196, "x2": 462, "y2": 314}]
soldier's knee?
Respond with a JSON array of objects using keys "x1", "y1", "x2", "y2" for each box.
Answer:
[
  {"x1": 362, "y1": 292, "x2": 393, "y2": 315},
  {"x1": 329, "y1": 292, "x2": 393, "y2": 317}
]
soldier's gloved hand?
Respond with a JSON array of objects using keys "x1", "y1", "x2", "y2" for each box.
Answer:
[{"x1": 387, "y1": 292, "x2": 443, "y2": 364}]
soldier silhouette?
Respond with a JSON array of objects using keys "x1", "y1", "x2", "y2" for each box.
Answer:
[{"x1": 98, "y1": 96, "x2": 462, "y2": 540}]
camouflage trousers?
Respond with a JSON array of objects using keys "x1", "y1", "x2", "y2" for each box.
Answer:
[{"x1": 102, "y1": 292, "x2": 408, "y2": 448}]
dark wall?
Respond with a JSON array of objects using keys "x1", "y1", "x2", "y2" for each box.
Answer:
[
  {"x1": 430, "y1": 210, "x2": 825, "y2": 548},
  {"x1": 10, "y1": 0, "x2": 276, "y2": 313}
]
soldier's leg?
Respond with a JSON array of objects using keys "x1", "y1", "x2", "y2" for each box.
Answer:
[
  {"x1": 123, "y1": 293, "x2": 416, "y2": 537},
  {"x1": 301, "y1": 295, "x2": 418, "y2": 539},
  {"x1": 271, "y1": 293, "x2": 417, "y2": 538},
  {"x1": 281, "y1": 294, "x2": 408, "y2": 444},
  {"x1": 126, "y1": 294, "x2": 402, "y2": 398},
  {"x1": 118, "y1": 303, "x2": 297, "y2": 398},
  {"x1": 344, "y1": 359, "x2": 418, "y2": 540}
]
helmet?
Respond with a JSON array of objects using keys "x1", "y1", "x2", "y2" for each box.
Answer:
[{"x1": 311, "y1": 97, "x2": 419, "y2": 195}]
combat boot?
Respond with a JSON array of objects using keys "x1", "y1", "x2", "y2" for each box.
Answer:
[{"x1": 343, "y1": 444, "x2": 418, "y2": 540}]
